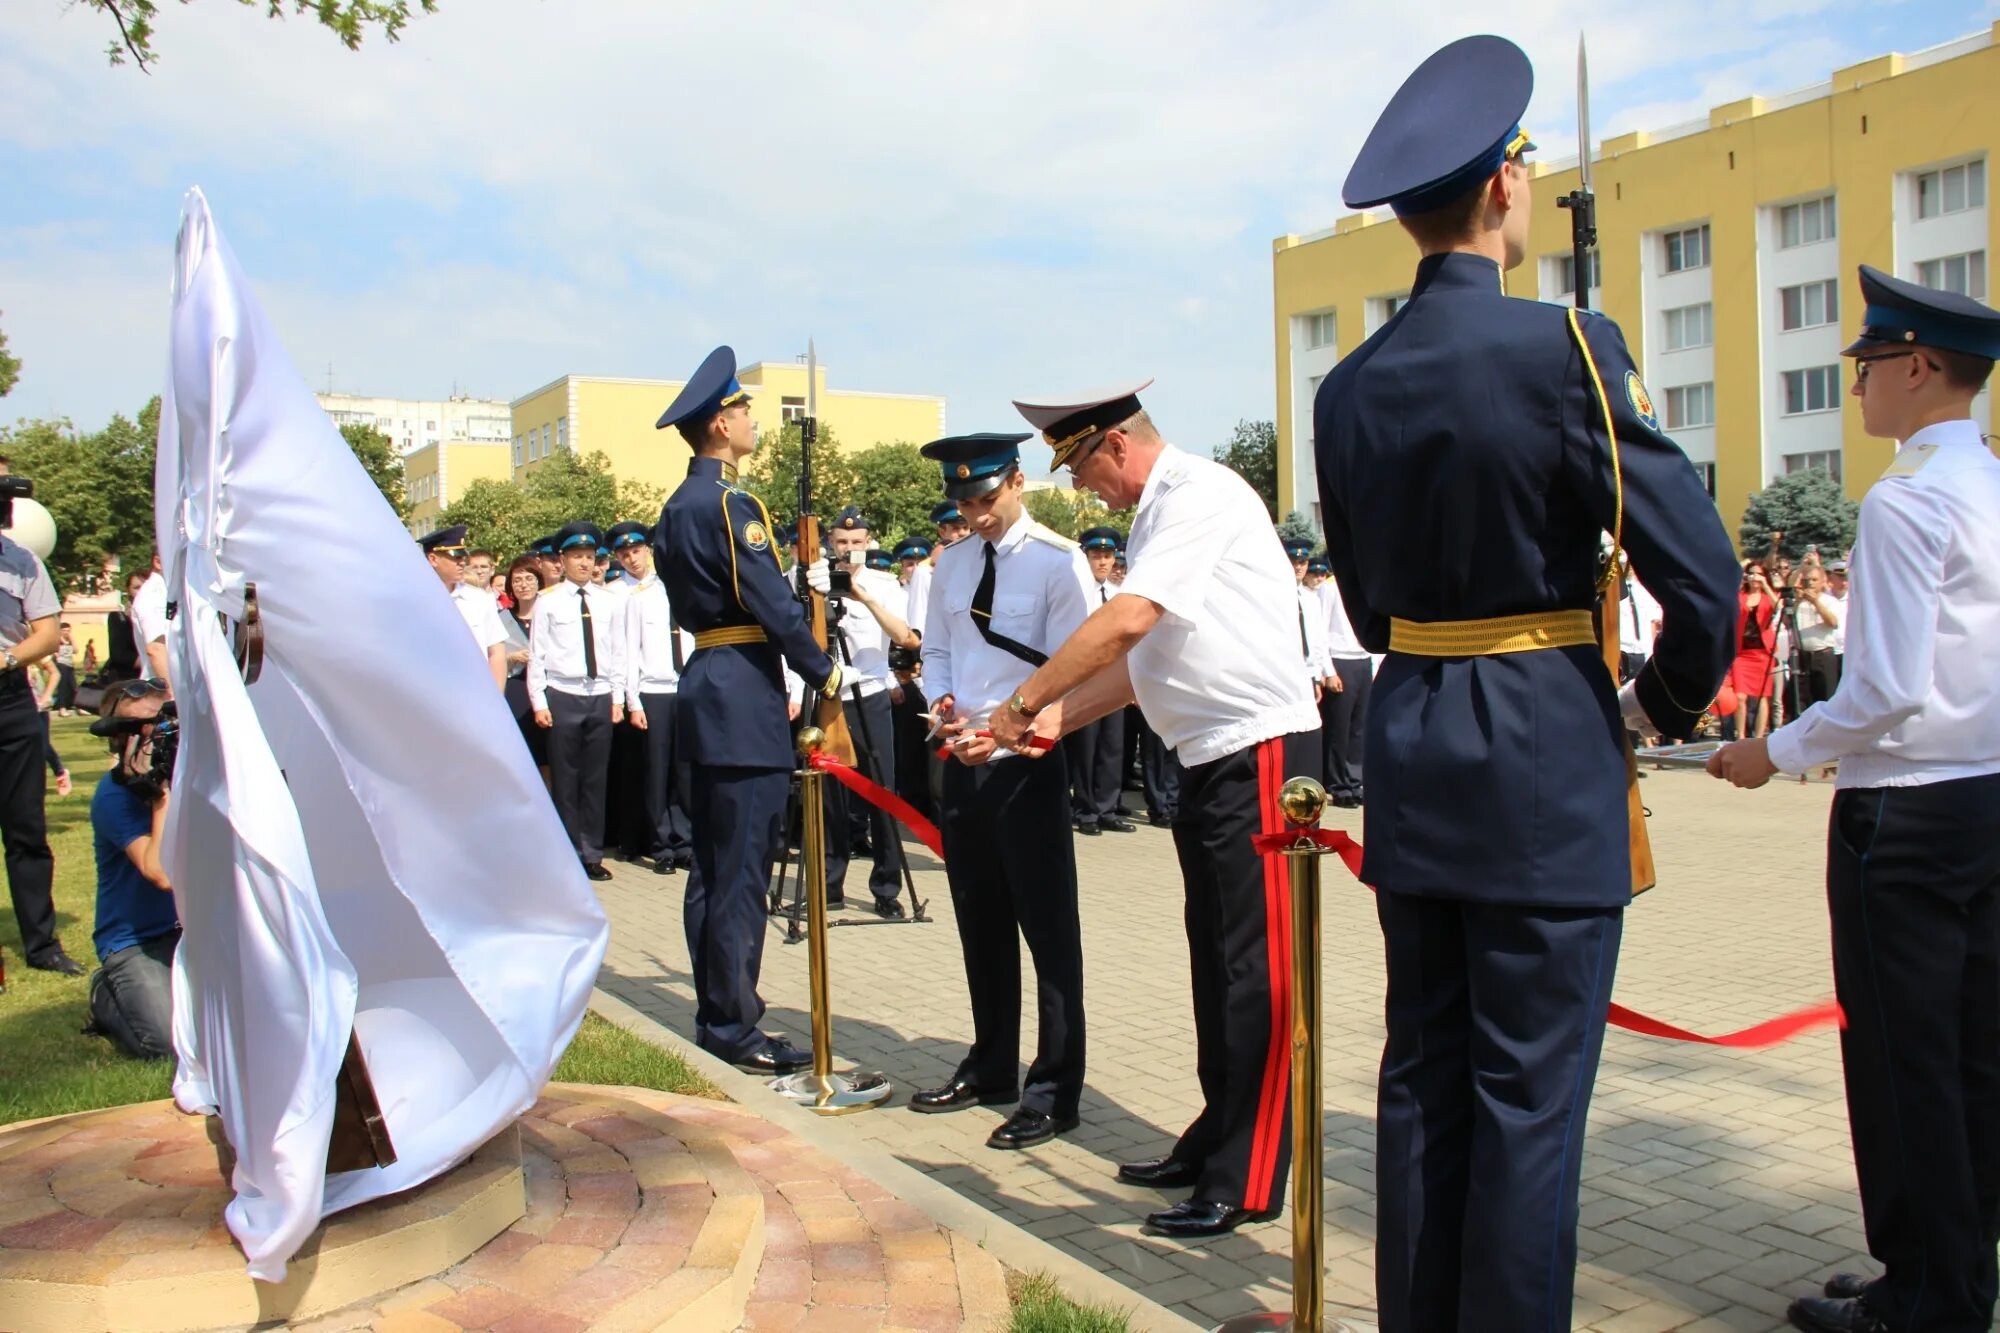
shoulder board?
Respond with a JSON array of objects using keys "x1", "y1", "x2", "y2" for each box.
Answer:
[
  {"x1": 1023, "y1": 526, "x2": 1077, "y2": 552},
  {"x1": 1877, "y1": 441, "x2": 1940, "y2": 481}
]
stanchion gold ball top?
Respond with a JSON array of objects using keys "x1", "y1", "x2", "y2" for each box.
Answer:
[
  {"x1": 797, "y1": 726, "x2": 826, "y2": 759},
  {"x1": 1278, "y1": 775, "x2": 1327, "y2": 828}
]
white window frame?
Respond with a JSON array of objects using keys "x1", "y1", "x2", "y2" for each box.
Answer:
[
  {"x1": 1778, "y1": 196, "x2": 1836, "y2": 249},
  {"x1": 1556, "y1": 251, "x2": 1602, "y2": 296},
  {"x1": 1779, "y1": 279, "x2": 1838, "y2": 332},
  {"x1": 1916, "y1": 251, "x2": 1988, "y2": 299},
  {"x1": 557, "y1": 417, "x2": 568, "y2": 450},
  {"x1": 1916, "y1": 159, "x2": 1987, "y2": 220},
  {"x1": 1304, "y1": 312, "x2": 1336, "y2": 350},
  {"x1": 1662, "y1": 303, "x2": 1714, "y2": 352},
  {"x1": 512, "y1": 435, "x2": 523, "y2": 467},
  {"x1": 1663, "y1": 382, "x2": 1715, "y2": 430},
  {"x1": 1663, "y1": 224, "x2": 1711, "y2": 274},
  {"x1": 1783, "y1": 450, "x2": 1843, "y2": 482},
  {"x1": 1781, "y1": 365, "x2": 1841, "y2": 416}
]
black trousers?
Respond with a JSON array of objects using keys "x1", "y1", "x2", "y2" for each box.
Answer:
[
  {"x1": 1168, "y1": 728, "x2": 1319, "y2": 1212},
  {"x1": 891, "y1": 681, "x2": 937, "y2": 824},
  {"x1": 939, "y1": 750, "x2": 1085, "y2": 1117},
  {"x1": 0, "y1": 691, "x2": 58, "y2": 964},
  {"x1": 1322, "y1": 657, "x2": 1371, "y2": 802},
  {"x1": 638, "y1": 691, "x2": 693, "y2": 866},
  {"x1": 1799, "y1": 648, "x2": 1843, "y2": 709},
  {"x1": 1374, "y1": 892, "x2": 1622, "y2": 1333},
  {"x1": 546, "y1": 689, "x2": 613, "y2": 865},
  {"x1": 685, "y1": 764, "x2": 787, "y2": 1061},
  {"x1": 1828, "y1": 774, "x2": 2000, "y2": 1333},
  {"x1": 1139, "y1": 713, "x2": 1184, "y2": 818},
  {"x1": 1066, "y1": 709, "x2": 1125, "y2": 826},
  {"x1": 605, "y1": 710, "x2": 649, "y2": 857},
  {"x1": 825, "y1": 689, "x2": 902, "y2": 902}
]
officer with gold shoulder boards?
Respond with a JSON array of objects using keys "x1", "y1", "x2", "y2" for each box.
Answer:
[
  {"x1": 653, "y1": 345, "x2": 841, "y2": 1076},
  {"x1": 1315, "y1": 37, "x2": 1740, "y2": 1331},
  {"x1": 1710, "y1": 269, "x2": 2000, "y2": 1333}
]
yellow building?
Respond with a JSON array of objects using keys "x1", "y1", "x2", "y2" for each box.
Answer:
[
  {"x1": 510, "y1": 362, "x2": 946, "y2": 496},
  {"x1": 1272, "y1": 24, "x2": 1997, "y2": 532},
  {"x1": 403, "y1": 439, "x2": 515, "y2": 537}
]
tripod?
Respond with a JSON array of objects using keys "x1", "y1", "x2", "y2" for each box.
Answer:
[{"x1": 769, "y1": 597, "x2": 930, "y2": 940}]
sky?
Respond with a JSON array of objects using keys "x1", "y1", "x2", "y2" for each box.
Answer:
[{"x1": 2, "y1": 0, "x2": 1995, "y2": 472}]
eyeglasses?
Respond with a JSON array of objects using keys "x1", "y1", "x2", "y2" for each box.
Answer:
[
  {"x1": 110, "y1": 679, "x2": 169, "y2": 700},
  {"x1": 1062, "y1": 433, "x2": 1108, "y2": 475},
  {"x1": 1853, "y1": 351, "x2": 1943, "y2": 384}
]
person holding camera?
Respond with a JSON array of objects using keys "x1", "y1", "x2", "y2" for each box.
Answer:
[
  {"x1": 806, "y1": 506, "x2": 916, "y2": 918},
  {"x1": 84, "y1": 682, "x2": 179, "y2": 1057},
  {"x1": 1781, "y1": 555, "x2": 1844, "y2": 713},
  {"x1": 1730, "y1": 559, "x2": 1782, "y2": 739},
  {"x1": 0, "y1": 479, "x2": 79, "y2": 978}
]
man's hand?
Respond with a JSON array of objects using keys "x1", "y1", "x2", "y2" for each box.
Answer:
[
  {"x1": 947, "y1": 727, "x2": 997, "y2": 766},
  {"x1": 534, "y1": 709, "x2": 553, "y2": 729},
  {"x1": 804, "y1": 560, "x2": 832, "y2": 596},
  {"x1": 611, "y1": 703, "x2": 624, "y2": 726},
  {"x1": 788, "y1": 699, "x2": 802, "y2": 722},
  {"x1": 1312, "y1": 681, "x2": 1323, "y2": 705},
  {"x1": 1707, "y1": 736, "x2": 1780, "y2": 789},
  {"x1": 988, "y1": 693, "x2": 1030, "y2": 751},
  {"x1": 630, "y1": 708, "x2": 648, "y2": 731},
  {"x1": 1325, "y1": 673, "x2": 1344, "y2": 695}
]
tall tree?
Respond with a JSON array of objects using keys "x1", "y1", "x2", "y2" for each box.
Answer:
[
  {"x1": 845, "y1": 442, "x2": 937, "y2": 547},
  {"x1": 1275, "y1": 508, "x2": 1321, "y2": 550},
  {"x1": 1739, "y1": 468, "x2": 1859, "y2": 561},
  {"x1": 437, "y1": 450, "x2": 659, "y2": 560},
  {"x1": 88, "y1": 0, "x2": 437, "y2": 70},
  {"x1": 0, "y1": 398, "x2": 160, "y2": 591},
  {"x1": 339, "y1": 421, "x2": 411, "y2": 522},
  {"x1": 1021, "y1": 487, "x2": 1134, "y2": 541},
  {"x1": 739, "y1": 421, "x2": 860, "y2": 535},
  {"x1": 1213, "y1": 419, "x2": 1278, "y2": 520},
  {"x1": 0, "y1": 316, "x2": 19, "y2": 399}
]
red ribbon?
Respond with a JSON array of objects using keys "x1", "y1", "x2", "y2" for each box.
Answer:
[
  {"x1": 933, "y1": 730, "x2": 1056, "y2": 763},
  {"x1": 807, "y1": 752, "x2": 946, "y2": 860},
  {"x1": 1252, "y1": 823, "x2": 1846, "y2": 1049}
]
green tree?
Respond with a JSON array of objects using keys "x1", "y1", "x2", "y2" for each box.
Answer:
[
  {"x1": 1214, "y1": 419, "x2": 1278, "y2": 519},
  {"x1": 0, "y1": 398, "x2": 161, "y2": 592},
  {"x1": 0, "y1": 316, "x2": 19, "y2": 399},
  {"x1": 1276, "y1": 508, "x2": 1321, "y2": 550},
  {"x1": 845, "y1": 442, "x2": 937, "y2": 548},
  {"x1": 739, "y1": 421, "x2": 860, "y2": 539},
  {"x1": 339, "y1": 422, "x2": 410, "y2": 522},
  {"x1": 437, "y1": 450, "x2": 659, "y2": 560},
  {"x1": 1020, "y1": 487, "x2": 1134, "y2": 541},
  {"x1": 88, "y1": 0, "x2": 436, "y2": 70},
  {"x1": 1738, "y1": 468, "x2": 1859, "y2": 561}
]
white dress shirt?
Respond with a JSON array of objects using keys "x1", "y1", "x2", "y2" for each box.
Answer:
[
  {"x1": 526, "y1": 579, "x2": 627, "y2": 710},
  {"x1": 1297, "y1": 584, "x2": 1333, "y2": 683},
  {"x1": 905, "y1": 559, "x2": 934, "y2": 639},
  {"x1": 1121, "y1": 447, "x2": 1321, "y2": 766},
  {"x1": 830, "y1": 565, "x2": 898, "y2": 697},
  {"x1": 621, "y1": 574, "x2": 695, "y2": 711},
  {"x1": 1617, "y1": 578, "x2": 1663, "y2": 657},
  {"x1": 921, "y1": 514, "x2": 1093, "y2": 756},
  {"x1": 1767, "y1": 419, "x2": 2000, "y2": 788},
  {"x1": 1319, "y1": 576, "x2": 1369, "y2": 661},
  {"x1": 131, "y1": 571, "x2": 169, "y2": 680},
  {"x1": 449, "y1": 581, "x2": 506, "y2": 654}
]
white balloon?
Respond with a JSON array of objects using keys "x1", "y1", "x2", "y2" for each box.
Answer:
[{"x1": 3, "y1": 497, "x2": 57, "y2": 561}]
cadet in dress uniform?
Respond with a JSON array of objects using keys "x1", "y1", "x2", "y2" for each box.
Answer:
[
  {"x1": 1065, "y1": 527, "x2": 1131, "y2": 836},
  {"x1": 1316, "y1": 38, "x2": 1739, "y2": 1331},
  {"x1": 530, "y1": 535, "x2": 562, "y2": 589},
  {"x1": 990, "y1": 384, "x2": 1322, "y2": 1239},
  {"x1": 1314, "y1": 555, "x2": 1372, "y2": 809},
  {"x1": 610, "y1": 520, "x2": 695, "y2": 876},
  {"x1": 653, "y1": 346, "x2": 837, "y2": 1076},
  {"x1": 526, "y1": 520, "x2": 629, "y2": 881},
  {"x1": 1711, "y1": 269, "x2": 2000, "y2": 1333},
  {"x1": 420, "y1": 524, "x2": 508, "y2": 690},
  {"x1": 1285, "y1": 538, "x2": 1336, "y2": 716},
  {"x1": 890, "y1": 535, "x2": 939, "y2": 824},
  {"x1": 915, "y1": 433, "x2": 1093, "y2": 1151}
]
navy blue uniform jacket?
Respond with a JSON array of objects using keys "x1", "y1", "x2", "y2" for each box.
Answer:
[
  {"x1": 653, "y1": 456, "x2": 834, "y2": 770},
  {"x1": 1313, "y1": 252, "x2": 1739, "y2": 907}
]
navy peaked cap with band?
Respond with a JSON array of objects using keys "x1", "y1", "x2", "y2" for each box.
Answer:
[
  {"x1": 895, "y1": 535, "x2": 934, "y2": 560},
  {"x1": 1843, "y1": 264, "x2": 2000, "y2": 360},
  {"x1": 865, "y1": 548, "x2": 895, "y2": 571},
  {"x1": 1307, "y1": 555, "x2": 1331, "y2": 576},
  {"x1": 555, "y1": 520, "x2": 605, "y2": 553},
  {"x1": 920, "y1": 433, "x2": 1032, "y2": 500},
  {"x1": 1079, "y1": 526, "x2": 1123, "y2": 552},
  {"x1": 1343, "y1": 34, "x2": 1537, "y2": 215},
  {"x1": 930, "y1": 500, "x2": 963, "y2": 526},
  {"x1": 418, "y1": 524, "x2": 469, "y2": 554},
  {"x1": 1013, "y1": 380, "x2": 1154, "y2": 471},
  {"x1": 606, "y1": 520, "x2": 650, "y2": 550},
  {"x1": 831, "y1": 505, "x2": 869, "y2": 532},
  {"x1": 656, "y1": 345, "x2": 751, "y2": 430},
  {"x1": 532, "y1": 534, "x2": 560, "y2": 558}
]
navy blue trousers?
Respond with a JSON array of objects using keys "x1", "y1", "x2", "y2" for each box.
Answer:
[
  {"x1": 684, "y1": 764, "x2": 787, "y2": 1061},
  {"x1": 1374, "y1": 892, "x2": 1622, "y2": 1333}
]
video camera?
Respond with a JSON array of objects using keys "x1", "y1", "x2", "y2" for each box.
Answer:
[
  {"x1": 90, "y1": 695, "x2": 179, "y2": 788},
  {"x1": 0, "y1": 476, "x2": 33, "y2": 531}
]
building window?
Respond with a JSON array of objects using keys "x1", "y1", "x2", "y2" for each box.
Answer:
[
  {"x1": 1306, "y1": 373, "x2": 1326, "y2": 407},
  {"x1": 1382, "y1": 294, "x2": 1408, "y2": 319},
  {"x1": 1916, "y1": 159, "x2": 1986, "y2": 219},
  {"x1": 512, "y1": 435, "x2": 523, "y2": 467},
  {"x1": 1779, "y1": 279, "x2": 1839, "y2": 331},
  {"x1": 557, "y1": 417, "x2": 568, "y2": 450},
  {"x1": 1778, "y1": 197, "x2": 1836, "y2": 249},
  {"x1": 425, "y1": 420, "x2": 437, "y2": 432},
  {"x1": 1782, "y1": 365, "x2": 1841, "y2": 415},
  {"x1": 1663, "y1": 224, "x2": 1711, "y2": 274},
  {"x1": 541, "y1": 424, "x2": 552, "y2": 456},
  {"x1": 1784, "y1": 450, "x2": 1842, "y2": 483},
  {"x1": 1662, "y1": 303, "x2": 1714, "y2": 351},
  {"x1": 1305, "y1": 312, "x2": 1336, "y2": 349},
  {"x1": 1916, "y1": 251, "x2": 1987, "y2": 298},
  {"x1": 1555, "y1": 251, "x2": 1602, "y2": 296},
  {"x1": 1694, "y1": 461, "x2": 1717, "y2": 498},
  {"x1": 1663, "y1": 382, "x2": 1715, "y2": 430},
  {"x1": 780, "y1": 396, "x2": 807, "y2": 424}
]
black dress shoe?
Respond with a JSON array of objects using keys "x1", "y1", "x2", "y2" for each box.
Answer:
[
  {"x1": 1823, "y1": 1274, "x2": 1876, "y2": 1301},
  {"x1": 987, "y1": 1107, "x2": 1079, "y2": 1150},
  {"x1": 1143, "y1": 1199, "x2": 1281, "y2": 1239},
  {"x1": 1788, "y1": 1295, "x2": 1889, "y2": 1333},
  {"x1": 910, "y1": 1077, "x2": 1018, "y2": 1114},
  {"x1": 1100, "y1": 816, "x2": 1136, "y2": 833},
  {"x1": 1074, "y1": 822, "x2": 1101, "y2": 837},
  {"x1": 1148, "y1": 812, "x2": 1173, "y2": 828},
  {"x1": 735, "y1": 1039, "x2": 812, "y2": 1075},
  {"x1": 1116, "y1": 1156, "x2": 1201, "y2": 1189},
  {"x1": 29, "y1": 951, "x2": 86, "y2": 977},
  {"x1": 583, "y1": 863, "x2": 613, "y2": 882},
  {"x1": 871, "y1": 897, "x2": 906, "y2": 920},
  {"x1": 652, "y1": 857, "x2": 678, "y2": 875}
]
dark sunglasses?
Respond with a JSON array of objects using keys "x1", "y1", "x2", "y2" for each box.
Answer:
[
  {"x1": 431, "y1": 546, "x2": 469, "y2": 560},
  {"x1": 1854, "y1": 350, "x2": 1943, "y2": 384},
  {"x1": 111, "y1": 678, "x2": 169, "y2": 701}
]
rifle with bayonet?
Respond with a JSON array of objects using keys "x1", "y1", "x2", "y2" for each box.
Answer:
[{"x1": 793, "y1": 338, "x2": 857, "y2": 765}]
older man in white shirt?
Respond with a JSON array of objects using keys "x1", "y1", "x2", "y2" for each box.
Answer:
[{"x1": 419, "y1": 525, "x2": 506, "y2": 690}]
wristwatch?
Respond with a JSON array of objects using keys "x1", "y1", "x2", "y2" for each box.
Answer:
[
  {"x1": 1006, "y1": 690, "x2": 1039, "y2": 718},
  {"x1": 1, "y1": 649, "x2": 17, "y2": 673}
]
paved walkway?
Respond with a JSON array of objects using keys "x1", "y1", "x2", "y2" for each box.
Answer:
[{"x1": 595, "y1": 766, "x2": 1862, "y2": 1332}]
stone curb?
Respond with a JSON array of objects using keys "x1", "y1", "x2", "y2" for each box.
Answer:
[{"x1": 587, "y1": 989, "x2": 1205, "y2": 1333}]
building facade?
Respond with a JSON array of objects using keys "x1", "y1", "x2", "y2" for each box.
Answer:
[
  {"x1": 403, "y1": 440, "x2": 515, "y2": 537},
  {"x1": 317, "y1": 392, "x2": 513, "y2": 457},
  {"x1": 1272, "y1": 24, "x2": 1997, "y2": 533},
  {"x1": 509, "y1": 362, "x2": 947, "y2": 497}
]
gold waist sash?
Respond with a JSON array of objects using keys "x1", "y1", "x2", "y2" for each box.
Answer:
[
  {"x1": 693, "y1": 626, "x2": 768, "y2": 650},
  {"x1": 1388, "y1": 609, "x2": 1595, "y2": 657}
]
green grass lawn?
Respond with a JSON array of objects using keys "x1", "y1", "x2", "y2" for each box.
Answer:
[
  {"x1": 1, "y1": 716, "x2": 712, "y2": 1126},
  {"x1": 1006, "y1": 1273, "x2": 1137, "y2": 1333}
]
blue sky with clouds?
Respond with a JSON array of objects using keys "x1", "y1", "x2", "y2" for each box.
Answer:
[{"x1": 2, "y1": 0, "x2": 1994, "y2": 471}]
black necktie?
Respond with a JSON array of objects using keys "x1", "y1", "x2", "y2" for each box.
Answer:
[
  {"x1": 580, "y1": 588, "x2": 598, "y2": 679},
  {"x1": 1100, "y1": 584, "x2": 1108, "y2": 605},
  {"x1": 971, "y1": 542, "x2": 1048, "y2": 667}
]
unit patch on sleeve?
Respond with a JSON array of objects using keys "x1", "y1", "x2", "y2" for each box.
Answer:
[
  {"x1": 743, "y1": 521, "x2": 769, "y2": 552},
  {"x1": 1624, "y1": 371, "x2": 1660, "y2": 431}
]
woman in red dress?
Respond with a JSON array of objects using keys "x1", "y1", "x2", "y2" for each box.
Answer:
[{"x1": 1728, "y1": 561, "x2": 1781, "y2": 738}]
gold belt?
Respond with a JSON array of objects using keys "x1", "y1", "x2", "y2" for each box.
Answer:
[
  {"x1": 1388, "y1": 609, "x2": 1595, "y2": 657},
  {"x1": 693, "y1": 626, "x2": 768, "y2": 650}
]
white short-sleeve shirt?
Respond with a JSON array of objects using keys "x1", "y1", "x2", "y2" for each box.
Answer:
[
  {"x1": 449, "y1": 581, "x2": 507, "y2": 653},
  {"x1": 130, "y1": 572, "x2": 170, "y2": 680}
]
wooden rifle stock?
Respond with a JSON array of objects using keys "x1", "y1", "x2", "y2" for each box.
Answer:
[
  {"x1": 1601, "y1": 566, "x2": 1657, "y2": 897},
  {"x1": 795, "y1": 512, "x2": 856, "y2": 766}
]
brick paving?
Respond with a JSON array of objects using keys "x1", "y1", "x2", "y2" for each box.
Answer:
[{"x1": 595, "y1": 765, "x2": 1863, "y2": 1331}]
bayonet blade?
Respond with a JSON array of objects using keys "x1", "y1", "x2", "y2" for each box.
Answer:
[
  {"x1": 807, "y1": 337, "x2": 818, "y2": 420},
  {"x1": 1576, "y1": 34, "x2": 1593, "y2": 195}
]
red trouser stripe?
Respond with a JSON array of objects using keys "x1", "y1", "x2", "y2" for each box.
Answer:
[{"x1": 1245, "y1": 735, "x2": 1293, "y2": 1211}]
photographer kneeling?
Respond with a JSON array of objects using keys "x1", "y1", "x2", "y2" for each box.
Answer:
[{"x1": 85, "y1": 681, "x2": 179, "y2": 1059}]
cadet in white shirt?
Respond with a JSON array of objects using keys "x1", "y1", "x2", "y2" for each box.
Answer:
[
  {"x1": 608, "y1": 522, "x2": 694, "y2": 876},
  {"x1": 1312, "y1": 555, "x2": 1371, "y2": 808},
  {"x1": 1283, "y1": 538, "x2": 1335, "y2": 706},
  {"x1": 916, "y1": 433, "x2": 1094, "y2": 1153},
  {"x1": 527, "y1": 520, "x2": 627, "y2": 882},
  {"x1": 419, "y1": 525, "x2": 507, "y2": 690},
  {"x1": 992, "y1": 382, "x2": 1321, "y2": 1241},
  {"x1": 1066, "y1": 527, "x2": 1133, "y2": 836},
  {"x1": 1710, "y1": 266, "x2": 2000, "y2": 1333},
  {"x1": 129, "y1": 554, "x2": 170, "y2": 685}
]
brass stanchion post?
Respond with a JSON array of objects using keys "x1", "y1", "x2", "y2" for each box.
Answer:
[
  {"x1": 772, "y1": 728, "x2": 892, "y2": 1115},
  {"x1": 1214, "y1": 776, "x2": 1357, "y2": 1333}
]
